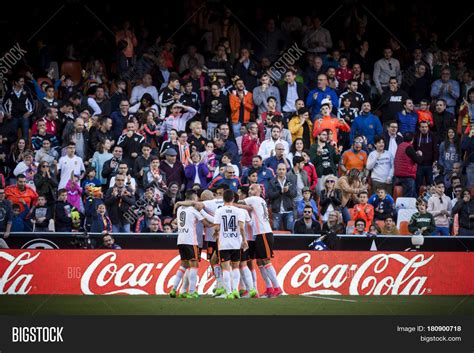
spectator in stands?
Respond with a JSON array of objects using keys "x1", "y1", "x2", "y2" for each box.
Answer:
[
  {"x1": 288, "y1": 156, "x2": 309, "y2": 203},
  {"x1": 350, "y1": 101, "x2": 382, "y2": 148},
  {"x1": 353, "y1": 218, "x2": 367, "y2": 235},
  {"x1": 261, "y1": 97, "x2": 283, "y2": 127},
  {"x1": 104, "y1": 174, "x2": 136, "y2": 233},
  {"x1": 0, "y1": 188, "x2": 12, "y2": 239},
  {"x1": 5, "y1": 174, "x2": 38, "y2": 212},
  {"x1": 414, "y1": 121, "x2": 438, "y2": 193},
  {"x1": 90, "y1": 203, "x2": 113, "y2": 233},
  {"x1": 430, "y1": 68, "x2": 460, "y2": 115},
  {"x1": 160, "y1": 102, "x2": 197, "y2": 137},
  {"x1": 208, "y1": 165, "x2": 240, "y2": 192},
  {"x1": 379, "y1": 216, "x2": 399, "y2": 235},
  {"x1": 54, "y1": 189, "x2": 73, "y2": 232},
  {"x1": 11, "y1": 201, "x2": 30, "y2": 232},
  {"x1": 310, "y1": 129, "x2": 339, "y2": 179},
  {"x1": 143, "y1": 216, "x2": 163, "y2": 233},
  {"x1": 322, "y1": 210, "x2": 345, "y2": 234},
  {"x1": 296, "y1": 187, "x2": 318, "y2": 221},
  {"x1": 461, "y1": 124, "x2": 474, "y2": 188},
  {"x1": 264, "y1": 142, "x2": 291, "y2": 174},
  {"x1": 452, "y1": 189, "x2": 474, "y2": 235},
  {"x1": 204, "y1": 82, "x2": 230, "y2": 139},
  {"x1": 102, "y1": 233, "x2": 122, "y2": 249},
  {"x1": 241, "y1": 155, "x2": 274, "y2": 191},
  {"x1": 382, "y1": 120, "x2": 403, "y2": 159},
  {"x1": 408, "y1": 198, "x2": 436, "y2": 235},
  {"x1": 118, "y1": 120, "x2": 145, "y2": 166},
  {"x1": 351, "y1": 191, "x2": 374, "y2": 231},
  {"x1": 366, "y1": 136, "x2": 394, "y2": 194},
  {"x1": 288, "y1": 108, "x2": 314, "y2": 147},
  {"x1": 336, "y1": 168, "x2": 366, "y2": 223},
  {"x1": 287, "y1": 138, "x2": 305, "y2": 166},
  {"x1": 306, "y1": 74, "x2": 339, "y2": 121},
  {"x1": 131, "y1": 73, "x2": 158, "y2": 106},
  {"x1": 184, "y1": 152, "x2": 209, "y2": 189},
  {"x1": 368, "y1": 188, "x2": 395, "y2": 221},
  {"x1": 241, "y1": 122, "x2": 262, "y2": 168},
  {"x1": 397, "y1": 98, "x2": 418, "y2": 134},
  {"x1": 293, "y1": 205, "x2": 322, "y2": 234},
  {"x1": 373, "y1": 48, "x2": 402, "y2": 96},
  {"x1": 438, "y1": 128, "x2": 461, "y2": 177},
  {"x1": 280, "y1": 68, "x2": 306, "y2": 124},
  {"x1": 394, "y1": 133, "x2": 423, "y2": 198},
  {"x1": 432, "y1": 99, "x2": 456, "y2": 142},
  {"x1": 229, "y1": 78, "x2": 254, "y2": 138},
  {"x1": 258, "y1": 126, "x2": 289, "y2": 161},
  {"x1": 160, "y1": 148, "x2": 185, "y2": 190},
  {"x1": 268, "y1": 163, "x2": 296, "y2": 231},
  {"x1": 13, "y1": 150, "x2": 38, "y2": 190},
  {"x1": 340, "y1": 136, "x2": 367, "y2": 175},
  {"x1": 57, "y1": 142, "x2": 85, "y2": 190},
  {"x1": 312, "y1": 103, "x2": 349, "y2": 143},
  {"x1": 253, "y1": 74, "x2": 281, "y2": 116},
  {"x1": 427, "y1": 179, "x2": 453, "y2": 236},
  {"x1": 135, "y1": 204, "x2": 159, "y2": 233}
]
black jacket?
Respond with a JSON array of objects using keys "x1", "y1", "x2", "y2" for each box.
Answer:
[
  {"x1": 2, "y1": 88, "x2": 34, "y2": 117},
  {"x1": 267, "y1": 174, "x2": 297, "y2": 213},
  {"x1": 432, "y1": 110, "x2": 455, "y2": 142},
  {"x1": 279, "y1": 82, "x2": 306, "y2": 112},
  {"x1": 452, "y1": 199, "x2": 474, "y2": 230},
  {"x1": 104, "y1": 186, "x2": 136, "y2": 225},
  {"x1": 382, "y1": 130, "x2": 403, "y2": 151},
  {"x1": 294, "y1": 218, "x2": 322, "y2": 234},
  {"x1": 54, "y1": 201, "x2": 72, "y2": 230},
  {"x1": 319, "y1": 189, "x2": 342, "y2": 215}
]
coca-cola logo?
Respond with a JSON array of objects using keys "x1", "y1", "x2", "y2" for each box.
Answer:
[
  {"x1": 80, "y1": 252, "x2": 216, "y2": 295},
  {"x1": 0, "y1": 251, "x2": 40, "y2": 294},
  {"x1": 277, "y1": 253, "x2": 433, "y2": 295},
  {"x1": 0, "y1": 251, "x2": 442, "y2": 296}
]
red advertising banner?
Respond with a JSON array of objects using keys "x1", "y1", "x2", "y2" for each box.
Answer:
[{"x1": 0, "y1": 250, "x2": 473, "y2": 295}]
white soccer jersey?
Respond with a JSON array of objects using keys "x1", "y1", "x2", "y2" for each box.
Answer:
[
  {"x1": 213, "y1": 205, "x2": 246, "y2": 250},
  {"x1": 177, "y1": 206, "x2": 204, "y2": 246},
  {"x1": 201, "y1": 199, "x2": 225, "y2": 241},
  {"x1": 244, "y1": 196, "x2": 273, "y2": 236},
  {"x1": 242, "y1": 211, "x2": 253, "y2": 241}
]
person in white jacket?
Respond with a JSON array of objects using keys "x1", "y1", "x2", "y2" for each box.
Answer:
[
  {"x1": 258, "y1": 126, "x2": 289, "y2": 161},
  {"x1": 366, "y1": 135, "x2": 394, "y2": 195}
]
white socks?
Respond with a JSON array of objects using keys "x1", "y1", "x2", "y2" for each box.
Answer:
[
  {"x1": 188, "y1": 268, "x2": 198, "y2": 294},
  {"x1": 173, "y1": 266, "x2": 186, "y2": 291},
  {"x1": 213, "y1": 265, "x2": 222, "y2": 288},
  {"x1": 222, "y1": 269, "x2": 232, "y2": 294},
  {"x1": 259, "y1": 265, "x2": 273, "y2": 289},
  {"x1": 264, "y1": 263, "x2": 280, "y2": 289},
  {"x1": 231, "y1": 269, "x2": 240, "y2": 292},
  {"x1": 251, "y1": 269, "x2": 257, "y2": 289},
  {"x1": 241, "y1": 266, "x2": 254, "y2": 291}
]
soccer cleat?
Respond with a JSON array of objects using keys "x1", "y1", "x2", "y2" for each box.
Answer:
[
  {"x1": 232, "y1": 290, "x2": 240, "y2": 299},
  {"x1": 239, "y1": 289, "x2": 246, "y2": 296},
  {"x1": 271, "y1": 288, "x2": 283, "y2": 298},
  {"x1": 241, "y1": 291, "x2": 250, "y2": 299},
  {"x1": 179, "y1": 292, "x2": 191, "y2": 299},
  {"x1": 214, "y1": 293, "x2": 227, "y2": 299},
  {"x1": 213, "y1": 287, "x2": 226, "y2": 297},
  {"x1": 225, "y1": 293, "x2": 235, "y2": 299},
  {"x1": 189, "y1": 292, "x2": 199, "y2": 299},
  {"x1": 169, "y1": 289, "x2": 177, "y2": 298},
  {"x1": 259, "y1": 288, "x2": 274, "y2": 298},
  {"x1": 249, "y1": 289, "x2": 259, "y2": 298}
]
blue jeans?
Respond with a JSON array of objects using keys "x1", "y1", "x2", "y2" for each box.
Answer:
[
  {"x1": 272, "y1": 212, "x2": 294, "y2": 231},
  {"x1": 341, "y1": 207, "x2": 351, "y2": 223},
  {"x1": 396, "y1": 177, "x2": 417, "y2": 198},
  {"x1": 112, "y1": 224, "x2": 131, "y2": 234},
  {"x1": 416, "y1": 165, "x2": 433, "y2": 194},
  {"x1": 432, "y1": 226, "x2": 450, "y2": 236},
  {"x1": 13, "y1": 116, "x2": 30, "y2": 142}
]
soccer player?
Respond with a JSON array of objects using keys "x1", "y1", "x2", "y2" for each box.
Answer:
[
  {"x1": 237, "y1": 187, "x2": 259, "y2": 298},
  {"x1": 236, "y1": 184, "x2": 283, "y2": 298},
  {"x1": 213, "y1": 190, "x2": 249, "y2": 299},
  {"x1": 199, "y1": 189, "x2": 225, "y2": 296},
  {"x1": 169, "y1": 190, "x2": 211, "y2": 299}
]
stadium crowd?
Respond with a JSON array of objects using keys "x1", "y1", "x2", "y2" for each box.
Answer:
[{"x1": 0, "y1": 2, "x2": 473, "y2": 247}]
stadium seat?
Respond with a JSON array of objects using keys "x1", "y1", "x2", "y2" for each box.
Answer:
[
  {"x1": 346, "y1": 220, "x2": 355, "y2": 234},
  {"x1": 395, "y1": 197, "x2": 417, "y2": 210},
  {"x1": 396, "y1": 209, "x2": 417, "y2": 229},
  {"x1": 37, "y1": 77, "x2": 53, "y2": 87},
  {"x1": 61, "y1": 61, "x2": 82, "y2": 83},
  {"x1": 419, "y1": 185, "x2": 427, "y2": 197},
  {"x1": 375, "y1": 220, "x2": 385, "y2": 230},
  {"x1": 274, "y1": 230, "x2": 291, "y2": 235},
  {"x1": 399, "y1": 221, "x2": 410, "y2": 235},
  {"x1": 393, "y1": 186, "x2": 403, "y2": 202}
]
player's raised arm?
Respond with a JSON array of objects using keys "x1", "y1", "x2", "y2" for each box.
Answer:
[{"x1": 234, "y1": 201, "x2": 253, "y2": 212}]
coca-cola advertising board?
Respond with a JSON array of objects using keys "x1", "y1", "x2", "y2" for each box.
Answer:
[{"x1": 0, "y1": 250, "x2": 472, "y2": 295}]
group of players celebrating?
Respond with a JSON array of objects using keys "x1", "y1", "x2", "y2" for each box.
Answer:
[{"x1": 168, "y1": 184, "x2": 283, "y2": 299}]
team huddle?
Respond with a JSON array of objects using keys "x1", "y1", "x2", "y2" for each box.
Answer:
[{"x1": 168, "y1": 184, "x2": 282, "y2": 299}]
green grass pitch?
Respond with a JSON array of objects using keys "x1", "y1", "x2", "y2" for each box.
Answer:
[{"x1": 0, "y1": 295, "x2": 473, "y2": 315}]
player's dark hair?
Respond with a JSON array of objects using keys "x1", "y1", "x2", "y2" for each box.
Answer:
[
  {"x1": 223, "y1": 189, "x2": 234, "y2": 203},
  {"x1": 185, "y1": 190, "x2": 196, "y2": 200}
]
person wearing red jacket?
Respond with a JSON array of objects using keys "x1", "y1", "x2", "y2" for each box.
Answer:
[
  {"x1": 351, "y1": 191, "x2": 374, "y2": 231},
  {"x1": 241, "y1": 122, "x2": 262, "y2": 167},
  {"x1": 302, "y1": 150, "x2": 318, "y2": 191}
]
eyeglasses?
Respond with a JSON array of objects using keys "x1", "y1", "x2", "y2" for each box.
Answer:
[
  {"x1": 116, "y1": 179, "x2": 125, "y2": 182},
  {"x1": 41, "y1": 165, "x2": 49, "y2": 168},
  {"x1": 303, "y1": 211, "x2": 312, "y2": 214},
  {"x1": 389, "y1": 125, "x2": 398, "y2": 129},
  {"x1": 326, "y1": 180, "x2": 335, "y2": 183}
]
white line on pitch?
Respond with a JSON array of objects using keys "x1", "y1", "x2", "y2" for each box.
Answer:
[{"x1": 302, "y1": 295, "x2": 357, "y2": 303}]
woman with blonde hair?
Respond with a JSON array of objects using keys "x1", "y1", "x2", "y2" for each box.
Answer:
[
  {"x1": 336, "y1": 168, "x2": 367, "y2": 222},
  {"x1": 319, "y1": 174, "x2": 342, "y2": 222},
  {"x1": 322, "y1": 210, "x2": 345, "y2": 234}
]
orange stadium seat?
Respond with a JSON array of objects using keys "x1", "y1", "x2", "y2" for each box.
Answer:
[
  {"x1": 393, "y1": 185, "x2": 403, "y2": 202},
  {"x1": 399, "y1": 221, "x2": 410, "y2": 235},
  {"x1": 61, "y1": 61, "x2": 82, "y2": 83}
]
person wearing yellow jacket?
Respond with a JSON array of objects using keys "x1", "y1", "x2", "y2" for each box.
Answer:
[{"x1": 288, "y1": 107, "x2": 314, "y2": 147}]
